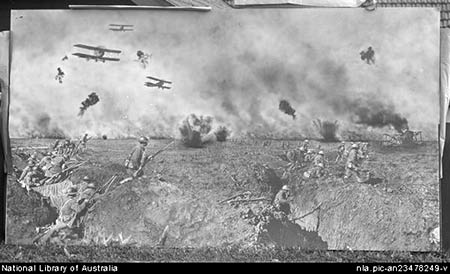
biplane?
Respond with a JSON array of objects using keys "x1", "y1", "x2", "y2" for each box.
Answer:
[
  {"x1": 109, "y1": 24, "x2": 134, "y2": 32},
  {"x1": 145, "y1": 76, "x2": 172, "y2": 90},
  {"x1": 72, "y1": 44, "x2": 121, "y2": 63}
]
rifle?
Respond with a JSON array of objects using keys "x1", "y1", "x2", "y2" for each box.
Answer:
[
  {"x1": 70, "y1": 175, "x2": 119, "y2": 228},
  {"x1": 218, "y1": 191, "x2": 251, "y2": 204},
  {"x1": 291, "y1": 203, "x2": 322, "y2": 221},
  {"x1": 44, "y1": 161, "x2": 88, "y2": 184},
  {"x1": 132, "y1": 141, "x2": 175, "y2": 178}
]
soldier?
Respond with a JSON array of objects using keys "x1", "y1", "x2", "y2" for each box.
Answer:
[
  {"x1": 273, "y1": 185, "x2": 291, "y2": 216},
  {"x1": 29, "y1": 166, "x2": 45, "y2": 187},
  {"x1": 313, "y1": 151, "x2": 325, "y2": 167},
  {"x1": 39, "y1": 187, "x2": 88, "y2": 244},
  {"x1": 296, "y1": 147, "x2": 306, "y2": 165},
  {"x1": 39, "y1": 152, "x2": 53, "y2": 170},
  {"x1": 304, "y1": 149, "x2": 315, "y2": 162},
  {"x1": 45, "y1": 154, "x2": 66, "y2": 177},
  {"x1": 78, "y1": 176, "x2": 91, "y2": 192},
  {"x1": 77, "y1": 182, "x2": 97, "y2": 211},
  {"x1": 52, "y1": 139, "x2": 61, "y2": 151},
  {"x1": 124, "y1": 136, "x2": 149, "y2": 177},
  {"x1": 27, "y1": 152, "x2": 38, "y2": 165},
  {"x1": 58, "y1": 187, "x2": 85, "y2": 226},
  {"x1": 18, "y1": 160, "x2": 35, "y2": 182},
  {"x1": 80, "y1": 133, "x2": 91, "y2": 151},
  {"x1": 55, "y1": 67, "x2": 65, "y2": 83},
  {"x1": 360, "y1": 142, "x2": 369, "y2": 159},
  {"x1": 301, "y1": 139, "x2": 310, "y2": 151},
  {"x1": 335, "y1": 141, "x2": 346, "y2": 163},
  {"x1": 344, "y1": 143, "x2": 361, "y2": 180}
]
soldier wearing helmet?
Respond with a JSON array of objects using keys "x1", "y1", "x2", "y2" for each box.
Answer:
[
  {"x1": 344, "y1": 143, "x2": 361, "y2": 179},
  {"x1": 313, "y1": 151, "x2": 325, "y2": 166},
  {"x1": 301, "y1": 139, "x2": 310, "y2": 151},
  {"x1": 124, "y1": 136, "x2": 149, "y2": 177},
  {"x1": 19, "y1": 160, "x2": 35, "y2": 182},
  {"x1": 78, "y1": 177, "x2": 97, "y2": 204},
  {"x1": 335, "y1": 141, "x2": 346, "y2": 163},
  {"x1": 273, "y1": 185, "x2": 291, "y2": 215}
]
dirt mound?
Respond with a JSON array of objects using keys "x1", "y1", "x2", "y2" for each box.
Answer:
[
  {"x1": 83, "y1": 178, "x2": 256, "y2": 247},
  {"x1": 6, "y1": 178, "x2": 58, "y2": 244}
]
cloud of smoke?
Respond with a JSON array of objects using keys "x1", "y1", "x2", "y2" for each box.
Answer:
[{"x1": 9, "y1": 10, "x2": 439, "y2": 141}]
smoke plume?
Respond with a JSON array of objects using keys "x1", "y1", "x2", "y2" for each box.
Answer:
[
  {"x1": 313, "y1": 119, "x2": 339, "y2": 142},
  {"x1": 78, "y1": 92, "x2": 100, "y2": 117},
  {"x1": 9, "y1": 10, "x2": 438, "y2": 140},
  {"x1": 279, "y1": 100, "x2": 296, "y2": 119}
]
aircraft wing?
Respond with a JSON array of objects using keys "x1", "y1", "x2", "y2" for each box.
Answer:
[
  {"x1": 74, "y1": 44, "x2": 102, "y2": 51},
  {"x1": 72, "y1": 52, "x2": 97, "y2": 59},
  {"x1": 74, "y1": 44, "x2": 121, "y2": 54},
  {"x1": 109, "y1": 28, "x2": 133, "y2": 32},
  {"x1": 145, "y1": 82, "x2": 157, "y2": 87},
  {"x1": 101, "y1": 48, "x2": 122, "y2": 54},
  {"x1": 98, "y1": 56, "x2": 120, "y2": 62},
  {"x1": 146, "y1": 76, "x2": 172, "y2": 84},
  {"x1": 109, "y1": 24, "x2": 133, "y2": 27}
]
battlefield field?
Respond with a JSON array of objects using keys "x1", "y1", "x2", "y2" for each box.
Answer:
[{"x1": 6, "y1": 137, "x2": 440, "y2": 251}]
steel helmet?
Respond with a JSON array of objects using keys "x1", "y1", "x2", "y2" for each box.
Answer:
[
  {"x1": 66, "y1": 187, "x2": 78, "y2": 196},
  {"x1": 139, "y1": 136, "x2": 149, "y2": 144},
  {"x1": 318, "y1": 151, "x2": 324, "y2": 155},
  {"x1": 282, "y1": 185, "x2": 291, "y2": 191}
]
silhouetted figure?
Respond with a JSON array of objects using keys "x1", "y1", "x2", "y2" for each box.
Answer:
[
  {"x1": 360, "y1": 46, "x2": 375, "y2": 65},
  {"x1": 55, "y1": 67, "x2": 65, "y2": 83}
]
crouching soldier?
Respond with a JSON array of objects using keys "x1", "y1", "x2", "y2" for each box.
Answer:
[{"x1": 124, "y1": 136, "x2": 149, "y2": 178}]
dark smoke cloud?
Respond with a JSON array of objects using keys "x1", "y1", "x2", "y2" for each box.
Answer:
[
  {"x1": 279, "y1": 100, "x2": 296, "y2": 119},
  {"x1": 78, "y1": 92, "x2": 100, "y2": 117},
  {"x1": 350, "y1": 99, "x2": 409, "y2": 133},
  {"x1": 9, "y1": 10, "x2": 437, "y2": 140}
]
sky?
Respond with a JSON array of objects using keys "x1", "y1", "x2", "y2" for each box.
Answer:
[{"x1": 9, "y1": 8, "x2": 440, "y2": 140}]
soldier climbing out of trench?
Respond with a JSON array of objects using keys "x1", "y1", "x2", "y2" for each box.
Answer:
[
  {"x1": 37, "y1": 186, "x2": 89, "y2": 244},
  {"x1": 124, "y1": 136, "x2": 149, "y2": 178},
  {"x1": 273, "y1": 185, "x2": 291, "y2": 216}
]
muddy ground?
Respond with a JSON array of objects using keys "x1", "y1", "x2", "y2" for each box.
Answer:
[{"x1": 6, "y1": 138, "x2": 440, "y2": 251}]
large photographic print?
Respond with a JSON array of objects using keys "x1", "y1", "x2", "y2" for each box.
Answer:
[{"x1": 7, "y1": 8, "x2": 440, "y2": 251}]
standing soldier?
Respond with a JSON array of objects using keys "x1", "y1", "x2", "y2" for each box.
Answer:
[
  {"x1": 80, "y1": 133, "x2": 91, "y2": 152},
  {"x1": 344, "y1": 143, "x2": 361, "y2": 180},
  {"x1": 305, "y1": 151, "x2": 326, "y2": 178},
  {"x1": 124, "y1": 136, "x2": 149, "y2": 178},
  {"x1": 301, "y1": 139, "x2": 310, "y2": 151},
  {"x1": 273, "y1": 185, "x2": 292, "y2": 216},
  {"x1": 335, "y1": 141, "x2": 346, "y2": 163}
]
